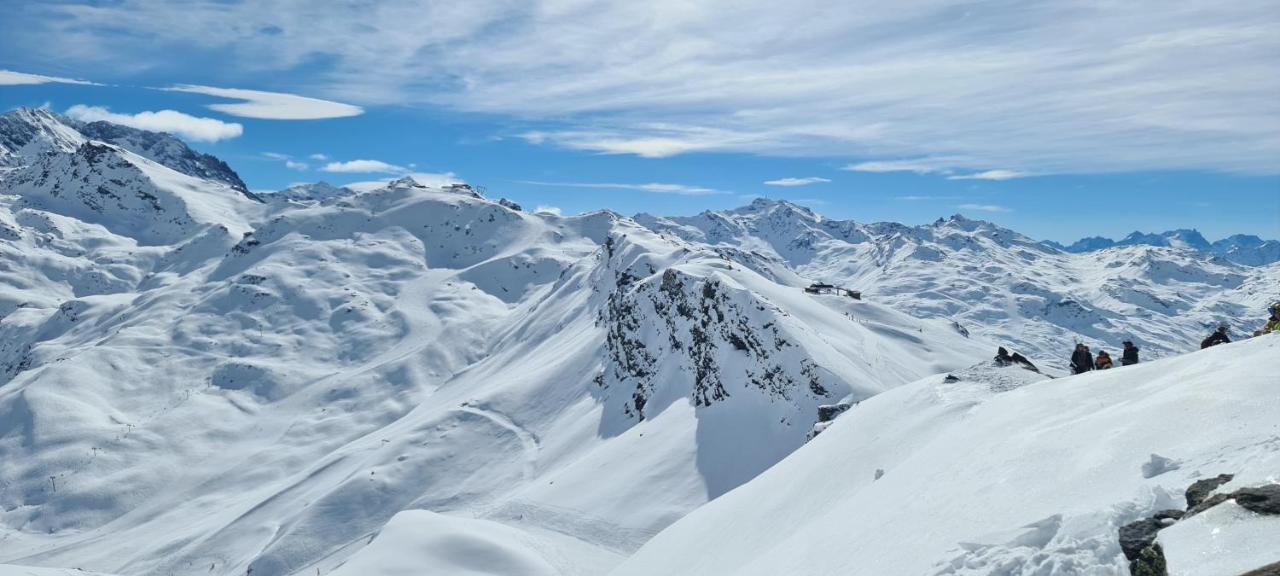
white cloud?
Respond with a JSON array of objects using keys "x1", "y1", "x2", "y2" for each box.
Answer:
[
  {"x1": 321, "y1": 159, "x2": 406, "y2": 173},
  {"x1": 896, "y1": 195, "x2": 961, "y2": 201},
  {"x1": 309, "y1": 153, "x2": 329, "y2": 161},
  {"x1": 263, "y1": 152, "x2": 310, "y2": 170},
  {"x1": 948, "y1": 170, "x2": 1030, "y2": 181},
  {"x1": 534, "y1": 205, "x2": 563, "y2": 216},
  {"x1": 164, "y1": 84, "x2": 363, "y2": 120},
  {"x1": 21, "y1": 2, "x2": 1280, "y2": 174},
  {"x1": 843, "y1": 159, "x2": 960, "y2": 175},
  {"x1": 344, "y1": 172, "x2": 461, "y2": 191},
  {"x1": 64, "y1": 105, "x2": 243, "y2": 142},
  {"x1": 0, "y1": 69, "x2": 98, "y2": 86},
  {"x1": 957, "y1": 203, "x2": 1013, "y2": 213},
  {"x1": 764, "y1": 177, "x2": 831, "y2": 187},
  {"x1": 518, "y1": 180, "x2": 726, "y2": 195}
]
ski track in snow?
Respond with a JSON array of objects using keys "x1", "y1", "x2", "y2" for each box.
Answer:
[{"x1": 454, "y1": 404, "x2": 540, "y2": 483}]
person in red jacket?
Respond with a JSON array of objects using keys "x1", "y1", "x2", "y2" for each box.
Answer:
[{"x1": 1094, "y1": 350, "x2": 1114, "y2": 370}]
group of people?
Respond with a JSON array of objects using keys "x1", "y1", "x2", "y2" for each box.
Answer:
[
  {"x1": 1069, "y1": 302, "x2": 1280, "y2": 375},
  {"x1": 1070, "y1": 341, "x2": 1139, "y2": 374}
]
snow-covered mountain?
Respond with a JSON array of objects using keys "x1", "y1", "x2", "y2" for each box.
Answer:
[
  {"x1": 1, "y1": 110, "x2": 1276, "y2": 576},
  {"x1": 611, "y1": 335, "x2": 1280, "y2": 576},
  {"x1": 1047, "y1": 228, "x2": 1280, "y2": 266},
  {"x1": 636, "y1": 199, "x2": 1278, "y2": 364}
]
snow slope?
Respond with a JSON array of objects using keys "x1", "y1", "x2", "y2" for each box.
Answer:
[
  {"x1": 611, "y1": 334, "x2": 1280, "y2": 576},
  {"x1": 637, "y1": 199, "x2": 1279, "y2": 363},
  {"x1": 0, "y1": 115, "x2": 990, "y2": 575},
  {"x1": 2, "y1": 111, "x2": 1275, "y2": 576}
]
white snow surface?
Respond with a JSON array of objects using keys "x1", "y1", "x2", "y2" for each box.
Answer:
[
  {"x1": 610, "y1": 335, "x2": 1280, "y2": 576},
  {"x1": 1, "y1": 111, "x2": 1277, "y2": 576},
  {"x1": 636, "y1": 199, "x2": 1279, "y2": 362},
  {"x1": 0, "y1": 566, "x2": 117, "y2": 576}
]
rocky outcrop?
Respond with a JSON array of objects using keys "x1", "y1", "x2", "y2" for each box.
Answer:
[
  {"x1": 1232, "y1": 485, "x2": 1280, "y2": 515},
  {"x1": 807, "y1": 402, "x2": 855, "y2": 441},
  {"x1": 1118, "y1": 474, "x2": 1280, "y2": 576},
  {"x1": 1184, "y1": 473, "x2": 1233, "y2": 508},
  {"x1": 1119, "y1": 510, "x2": 1183, "y2": 574}
]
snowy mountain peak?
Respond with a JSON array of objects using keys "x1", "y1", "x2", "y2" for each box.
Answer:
[
  {"x1": 266, "y1": 181, "x2": 355, "y2": 204},
  {"x1": 386, "y1": 175, "x2": 426, "y2": 188},
  {"x1": 0, "y1": 107, "x2": 254, "y2": 200},
  {"x1": 1051, "y1": 227, "x2": 1278, "y2": 265},
  {"x1": 0, "y1": 107, "x2": 86, "y2": 162}
]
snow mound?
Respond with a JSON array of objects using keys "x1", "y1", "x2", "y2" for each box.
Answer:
[
  {"x1": 611, "y1": 335, "x2": 1280, "y2": 576},
  {"x1": 329, "y1": 510, "x2": 615, "y2": 576}
]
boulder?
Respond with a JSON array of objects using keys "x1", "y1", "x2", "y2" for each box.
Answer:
[
  {"x1": 1233, "y1": 485, "x2": 1280, "y2": 515},
  {"x1": 817, "y1": 402, "x2": 853, "y2": 423},
  {"x1": 1185, "y1": 473, "x2": 1234, "y2": 508}
]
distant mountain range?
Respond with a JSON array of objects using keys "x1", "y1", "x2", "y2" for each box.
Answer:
[
  {"x1": 1044, "y1": 229, "x2": 1280, "y2": 266},
  {"x1": 1, "y1": 107, "x2": 1277, "y2": 576}
]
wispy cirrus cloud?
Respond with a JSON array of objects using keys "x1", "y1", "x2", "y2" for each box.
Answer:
[
  {"x1": 263, "y1": 152, "x2": 309, "y2": 170},
  {"x1": 957, "y1": 203, "x2": 1013, "y2": 213},
  {"x1": 948, "y1": 170, "x2": 1030, "y2": 181},
  {"x1": 321, "y1": 159, "x2": 406, "y2": 174},
  {"x1": 517, "y1": 180, "x2": 726, "y2": 195},
  {"x1": 11, "y1": 2, "x2": 1280, "y2": 174},
  {"x1": 764, "y1": 177, "x2": 830, "y2": 187},
  {"x1": 164, "y1": 85, "x2": 363, "y2": 120},
  {"x1": 895, "y1": 195, "x2": 961, "y2": 201},
  {"x1": 843, "y1": 159, "x2": 958, "y2": 175},
  {"x1": 0, "y1": 69, "x2": 99, "y2": 86},
  {"x1": 65, "y1": 105, "x2": 242, "y2": 142}
]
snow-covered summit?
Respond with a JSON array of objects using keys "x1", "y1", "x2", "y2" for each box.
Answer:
[
  {"x1": 634, "y1": 199, "x2": 1277, "y2": 362},
  {"x1": 1049, "y1": 227, "x2": 1280, "y2": 266},
  {"x1": 0, "y1": 108, "x2": 252, "y2": 197}
]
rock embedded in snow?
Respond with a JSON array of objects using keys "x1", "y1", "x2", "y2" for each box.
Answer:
[
  {"x1": 1233, "y1": 485, "x2": 1280, "y2": 516},
  {"x1": 1185, "y1": 474, "x2": 1235, "y2": 509}
]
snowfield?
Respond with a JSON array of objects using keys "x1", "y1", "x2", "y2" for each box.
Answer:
[
  {"x1": 0, "y1": 109, "x2": 1277, "y2": 576},
  {"x1": 611, "y1": 335, "x2": 1280, "y2": 576}
]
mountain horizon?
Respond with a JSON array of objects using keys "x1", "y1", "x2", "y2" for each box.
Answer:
[{"x1": 2, "y1": 4, "x2": 1279, "y2": 574}]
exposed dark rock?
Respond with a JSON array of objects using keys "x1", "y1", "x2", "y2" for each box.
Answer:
[
  {"x1": 993, "y1": 346, "x2": 1040, "y2": 372},
  {"x1": 498, "y1": 198, "x2": 522, "y2": 211},
  {"x1": 1131, "y1": 544, "x2": 1167, "y2": 576},
  {"x1": 1185, "y1": 474, "x2": 1234, "y2": 508},
  {"x1": 1187, "y1": 493, "x2": 1233, "y2": 517},
  {"x1": 1241, "y1": 560, "x2": 1280, "y2": 576},
  {"x1": 1119, "y1": 515, "x2": 1175, "y2": 561},
  {"x1": 1232, "y1": 485, "x2": 1280, "y2": 515},
  {"x1": 817, "y1": 402, "x2": 852, "y2": 423},
  {"x1": 943, "y1": 374, "x2": 960, "y2": 383}
]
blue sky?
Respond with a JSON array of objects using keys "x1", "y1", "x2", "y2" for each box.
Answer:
[{"x1": 2, "y1": 1, "x2": 1278, "y2": 243}]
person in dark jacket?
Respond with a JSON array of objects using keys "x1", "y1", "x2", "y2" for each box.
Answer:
[
  {"x1": 1070, "y1": 343, "x2": 1094, "y2": 375},
  {"x1": 1094, "y1": 350, "x2": 1113, "y2": 370},
  {"x1": 1121, "y1": 341, "x2": 1139, "y2": 366},
  {"x1": 1201, "y1": 322, "x2": 1231, "y2": 349}
]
